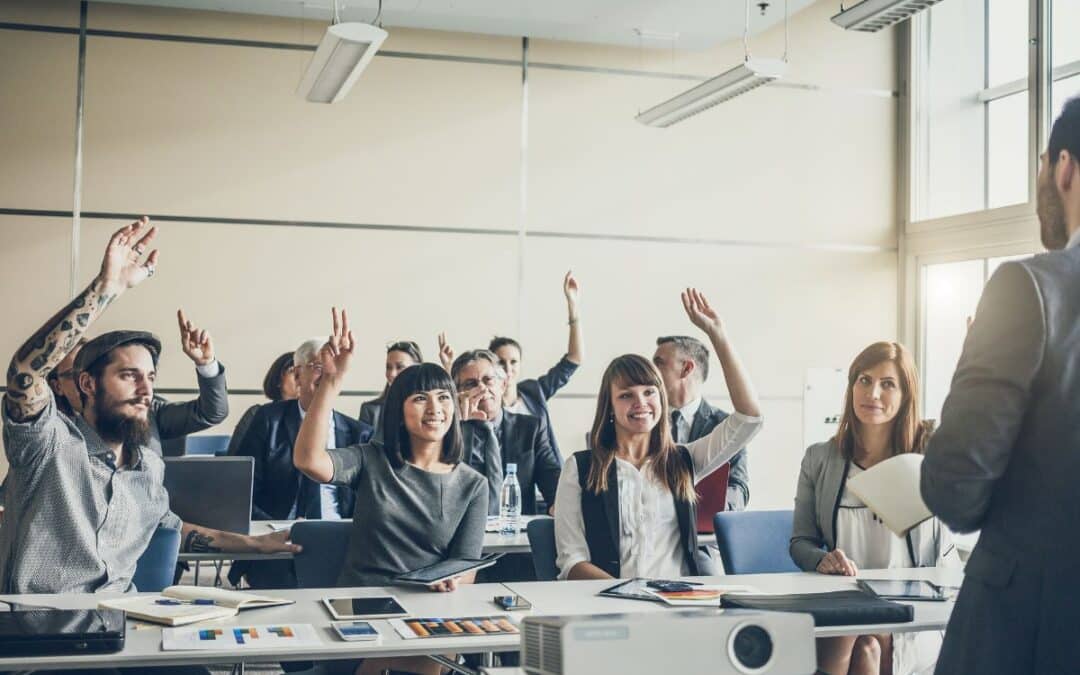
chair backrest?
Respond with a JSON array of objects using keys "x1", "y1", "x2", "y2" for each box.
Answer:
[
  {"x1": 526, "y1": 517, "x2": 559, "y2": 581},
  {"x1": 133, "y1": 527, "x2": 181, "y2": 592},
  {"x1": 185, "y1": 434, "x2": 232, "y2": 456},
  {"x1": 713, "y1": 510, "x2": 800, "y2": 575},
  {"x1": 290, "y1": 520, "x2": 352, "y2": 588}
]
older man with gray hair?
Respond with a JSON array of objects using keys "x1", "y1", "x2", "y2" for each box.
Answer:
[
  {"x1": 231, "y1": 337, "x2": 372, "y2": 589},
  {"x1": 653, "y1": 335, "x2": 750, "y2": 512}
]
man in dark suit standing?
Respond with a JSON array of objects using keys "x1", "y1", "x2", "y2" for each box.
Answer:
[
  {"x1": 921, "y1": 98, "x2": 1080, "y2": 674},
  {"x1": 452, "y1": 350, "x2": 560, "y2": 517},
  {"x1": 232, "y1": 337, "x2": 372, "y2": 588},
  {"x1": 653, "y1": 335, "x2": 749, "y2": 511}
]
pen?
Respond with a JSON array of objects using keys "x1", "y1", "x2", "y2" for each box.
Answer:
[{"x1": 155, "y1": 599, "x2": 217, "y2": 606}]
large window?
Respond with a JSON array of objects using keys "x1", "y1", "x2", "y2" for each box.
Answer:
[
  {"x1": 915, "y1": 0, "x2": 1031, "y2": 220},
  {"x1": 920, "y1": 253, "x2": 1032, "y2": 421}
]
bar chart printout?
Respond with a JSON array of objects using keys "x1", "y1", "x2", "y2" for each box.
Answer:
[{"x1": 162, "y1": 624, "x2": 321, "y2": 651}]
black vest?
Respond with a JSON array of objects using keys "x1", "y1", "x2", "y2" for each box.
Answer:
[{"x1": 573, "y1": 448, "x2": 701, "y2": 578}]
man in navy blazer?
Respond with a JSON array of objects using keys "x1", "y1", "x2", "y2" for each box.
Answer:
[
  {"x1": 921, "y1": 98, "x2": 1080, "y2": 674},
  {"x1": 231, "y1": 339, "x2": 371, "y2": 589}
]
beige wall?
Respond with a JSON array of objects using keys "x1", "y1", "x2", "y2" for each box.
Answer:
[{"x1": 0, "y1": 0, "x2": 898, "y2": 510}]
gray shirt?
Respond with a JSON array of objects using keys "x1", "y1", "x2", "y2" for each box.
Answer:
[
  {"x1": 327, "y1": 442, "x2": 488, "y2": 587},
  {"x1": 0, "y1": 393, "x2": 182, "y2": 594}
]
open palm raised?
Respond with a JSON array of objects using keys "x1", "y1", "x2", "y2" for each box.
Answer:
[{"x1": 681, "y1": 287, "x2": 726, "y2": 340}]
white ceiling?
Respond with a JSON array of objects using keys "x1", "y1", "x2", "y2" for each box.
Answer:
[{"x1": 99, "y1": 0, "x2": 820, "y2": 49}]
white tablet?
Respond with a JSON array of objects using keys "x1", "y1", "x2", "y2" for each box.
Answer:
[{"x1": 322, "y1": 596, "x2": 409, "y2": 620}]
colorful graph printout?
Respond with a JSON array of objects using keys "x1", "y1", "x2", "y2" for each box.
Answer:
[
  {"x1": 389, "y1": 615, "x2": 519, "y2": 640},
  {"x1": 162, "y1": 623, "x2": 321, "y2": 651}
]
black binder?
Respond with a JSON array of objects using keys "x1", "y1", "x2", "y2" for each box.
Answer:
[{"x1": 721, "y1": 590, "x2": 915, "y2": 627}]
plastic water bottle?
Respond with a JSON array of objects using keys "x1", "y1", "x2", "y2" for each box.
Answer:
[{"x1": 499, "y1": 463, "x2": 522, "y2": 536}]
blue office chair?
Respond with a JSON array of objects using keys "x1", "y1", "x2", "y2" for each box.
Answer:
[
  {"x1": 713, "y1": 510, "x2": 801, "y2": 575},
  {"x1": 133, "y1": 527, "x2": 181, "y2": 592},
  {"x1": 526, "y1": 517, "x2": 560, "y2": 581},
  {"x1": 185, "y1": 434, "x2": 231, "y2": 456},
  {"x1": 290, "y1": 520, "x2": 352, "y2": 588}
]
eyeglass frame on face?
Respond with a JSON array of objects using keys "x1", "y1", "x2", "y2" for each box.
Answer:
[
  {"x1": 54, "y1": 369, "x2": 77, "y2": 381},
  {"x1": 300, "y1": 362, "x2": 324, "y2": 374}
]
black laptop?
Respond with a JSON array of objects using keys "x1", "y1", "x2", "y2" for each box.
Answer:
[
  {"x1": 163, "y1": 456, "x2": 254, "y2": 534},
  {"x1": 0, "y1": 608, "x2": 125, "y2": 657}
]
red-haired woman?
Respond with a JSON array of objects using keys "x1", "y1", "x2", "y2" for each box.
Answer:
[
  {"x1": 791, "y1": 342, "x2": 954, "y2": 675},
  {"x1": 554, "y1": 289, "x2": 763, "y2": 581}
]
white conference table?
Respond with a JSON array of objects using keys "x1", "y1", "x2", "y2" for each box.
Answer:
[
  {"x1": 0, "y1": 567, "x2": 963, "y2": 671},
  {"x1": 178, "y1": 519, "x2": 538, "y2": 564}
]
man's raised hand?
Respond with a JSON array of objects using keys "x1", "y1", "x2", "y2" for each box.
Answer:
[{"x1": 99, "y1": 217, "x2": 159, "y2": 295}]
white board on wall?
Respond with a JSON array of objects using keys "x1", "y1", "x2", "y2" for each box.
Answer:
[{"x1": 803, "y1": 368, "x2": 847, "y2": 450}]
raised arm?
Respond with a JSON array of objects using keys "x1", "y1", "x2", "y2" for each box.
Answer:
[
  {"x1": 437, "y1": 332, "x2": 455, "y2": 373},
  {"x1": 293, "y1": 308, "x2": 353, "y2": 483},
  {"x1": 564, "y1": 271, "x2": 584, "y2": 365},
  {"x1": 5, "y1": 218, "x2": 158, "y2": 422},
  {"x1": 153, "y1": 309, "x2": 229, "y2": 438},
  {"x1": 681, "y1": 288, "x2": 761, "y2": 418}
]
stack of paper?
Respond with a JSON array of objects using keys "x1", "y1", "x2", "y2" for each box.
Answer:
[{"x1": 99, "y1": 586, "x2": 293, "y2": 626}]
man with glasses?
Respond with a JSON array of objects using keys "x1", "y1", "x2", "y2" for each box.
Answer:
[{"x1": 232, "y1": 338, "x2": 372, "y2": 588}]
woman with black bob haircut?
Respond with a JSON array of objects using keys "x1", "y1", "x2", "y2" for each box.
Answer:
[
  {"x1": 294, "y1": 309, "x2": 487, "y2": 586},
  {"x1": 554, "y1": 289, "x2": 764, "y2": 581}
]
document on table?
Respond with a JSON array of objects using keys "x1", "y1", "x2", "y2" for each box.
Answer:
[
  {"x1": 162, "y1": 623, "x2": 321, "y2": 651},
  {"x1": 389, "y1": 615, "x2": 519, "y2": 640}
]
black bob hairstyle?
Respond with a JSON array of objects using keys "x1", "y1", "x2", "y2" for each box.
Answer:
[{"x1": 379, "y1": 362, "x2": 465, "y2": 468}]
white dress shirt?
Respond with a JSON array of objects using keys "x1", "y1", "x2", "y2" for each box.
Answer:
[
  {"x1": 1067, "y1": 227, "x2": 1080, "y2": 250},
  {"x1": 293, "y1": 404, "x2": 342, "y2": 520},
  {"x1": 554, "y1": 411, "x2": 763, "y2": 580},
  {"x1": 671, "y1": 397, "x2": 701, "y2": 445}
]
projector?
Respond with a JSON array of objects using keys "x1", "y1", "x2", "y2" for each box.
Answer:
[{"x1": 521, "y1": 610, "x2": 815, "y2": 675}]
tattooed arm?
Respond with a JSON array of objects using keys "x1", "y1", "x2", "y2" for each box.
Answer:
[
  {"x1": 4, "y1": 218, "x2": 159, "y2": 422},
  {"x1": 179, "y1": 522, "x2": 301, "y2": 554}
]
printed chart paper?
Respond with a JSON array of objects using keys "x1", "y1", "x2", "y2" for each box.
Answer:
[
  {"x1": 162, "y1": 623, "x2": 321, "y2": 651},
  {"x1": 389, "y1": 615, "x2": 519, "y2": 640}
]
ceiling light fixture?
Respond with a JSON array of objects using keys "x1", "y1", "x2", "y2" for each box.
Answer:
[
  {"x1": 635, "y1": 0, "x2": 789, "y2": 128},
  {"x1": 830, "y1": 0, "x2": 943, "y2": 33},
  {"x1": 297, "y1": 0, "x2": 388, "y2": 103}
]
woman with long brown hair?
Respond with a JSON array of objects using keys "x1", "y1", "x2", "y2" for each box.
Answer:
[
  {"x1": 790, "y1": 341, "x2": 954, "y2": 675},
  {"x1": 554, "y1": 288, "x2": 762, "y2": 580}
]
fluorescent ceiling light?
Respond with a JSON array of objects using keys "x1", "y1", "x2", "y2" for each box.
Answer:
[
  {"x1": 297, "y1": 22, "x2": 388, "y2": 103},
  {"x1": 635, "y1": 58, "x2": 787, "y2": 128},
  {"x1": 831, "y1": 0, "x2": 943, "y2": 32}
]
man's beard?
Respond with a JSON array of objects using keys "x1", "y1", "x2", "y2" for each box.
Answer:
[
  {"x1": 1038, "y1": 177, "x2": 1069, "y2": 250},
  {"x1": 92, "y1": 393, "x2": 151, "y2": 452}
]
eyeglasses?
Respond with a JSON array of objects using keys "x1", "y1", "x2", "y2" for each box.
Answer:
[
  {"x1": 55, "y1": 370, "x2": 77, "y2": 380},
  {"x1": 302, "y1": 363, "x2": 324, "y2": 373}
]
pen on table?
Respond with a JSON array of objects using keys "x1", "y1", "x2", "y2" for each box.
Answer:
[{"x1": 155, "y1": 599, "x2": 218, "y2": 606}]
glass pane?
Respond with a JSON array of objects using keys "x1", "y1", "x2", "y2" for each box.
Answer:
[
  {"x1": 1052, "y1": 0, "x2": 1080, "y2": 70},
  {"x1": 921, "y1": 1, "x2": 989, "y2": 219},
  {"x1": 923, "y1": 260, "x2": 985, "y2": 422},
  {"x1": 919, "y1": 0, "x2": 1031, "y2": 220},
  {"x1": 987, "y1": 0, "x2": 1028, "y2": 88},
  {"x1": 987, "y1": 91, "x2": 1030, "y2": 209},
  {"x1": 1051, "y1": 0, "x2": 1080, "y2": 127}
]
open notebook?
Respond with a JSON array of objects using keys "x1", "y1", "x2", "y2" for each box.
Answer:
[
  {"x1": 846, "y1": 453, "x2": 932, "y2": 537},
  {"x1": 99, "y1": 586, "x2": 293, "y2": 626}
]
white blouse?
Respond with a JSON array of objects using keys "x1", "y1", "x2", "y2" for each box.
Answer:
[{"x1": 554, "y1": 411, "x2": 763, "y2": 580}]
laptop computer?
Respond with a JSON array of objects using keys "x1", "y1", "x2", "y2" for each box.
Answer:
[
  {"x1": 695, "y1": 463, "x2": 731, "y2": 534},
  {"x1": 163, "y1": 456, "x2": 254, "y2": 534}
]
